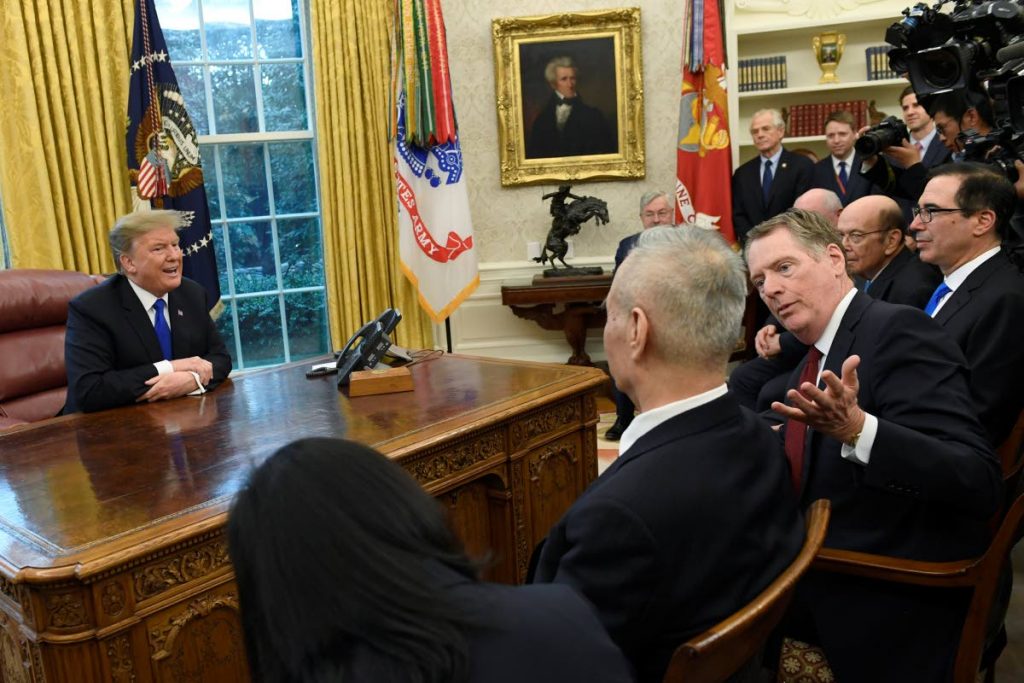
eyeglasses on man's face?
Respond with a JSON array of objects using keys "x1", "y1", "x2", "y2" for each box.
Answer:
[
  {"x1": 911, "y1": 206, "x2": 967, "y2": 223},
  {"x1": 642, "y1": 209, "x2": 674, "y2": 220},
  {"x1": 839, "y1": 229, "x2": 886, "y2": 245}
]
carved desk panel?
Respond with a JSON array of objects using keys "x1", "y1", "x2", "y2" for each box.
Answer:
[{"x1": 0, "y1": 355, "x2": 604, "y2": 682}]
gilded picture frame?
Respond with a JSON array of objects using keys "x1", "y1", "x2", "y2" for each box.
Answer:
[{"x1": 491, "y1": 7, "x2": 644, "y2": 187}]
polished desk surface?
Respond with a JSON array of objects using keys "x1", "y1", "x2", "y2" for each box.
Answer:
[{"x1": 0, "y1": 354, "x2": 604, "y2": 579}]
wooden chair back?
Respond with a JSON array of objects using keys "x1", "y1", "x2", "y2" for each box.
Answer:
[
  {"x1": 661, "y1": 499, "x2": 831, "y2": 683},
  {"x1": 814, "y1": 494, "x2": 1024, "y2": 683},
  {"x1": 997, "y1": 409, "x2": 1024, "y2": 504}
]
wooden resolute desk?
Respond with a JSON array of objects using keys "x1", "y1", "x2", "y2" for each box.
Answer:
[{"x1": 0, "y1": 355, "x2": 604, "y2": 681}]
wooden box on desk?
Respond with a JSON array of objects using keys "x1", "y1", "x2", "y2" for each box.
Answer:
[{"x1": 348, "y1": 366, "x2": 414, "y2": 396}]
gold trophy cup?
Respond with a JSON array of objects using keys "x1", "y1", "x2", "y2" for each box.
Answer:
[{"x1": 812, "y1": 31, "x2": 845, "y2": 84}]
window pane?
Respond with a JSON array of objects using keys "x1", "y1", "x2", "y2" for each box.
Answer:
[
  {"x1": 237, "y1": 295, "x2": 284, "y2": 366},
  {"x1": 215, "y1": 306, "x2": 238, "y2": 367},
  {"x1": 203, "y1": 5, "x2": 253, "y2": 60},
  {"x1": 228, "y1": 221, "x2": 277, "y2": 294},
  {"x1": 285, "y1": 291, "x2": 329, "y2": 360},
  {"x1": 213, "y1": 223, "x2": 231, "y2": 294},
  {"x1": 278, "y1": 218, "x2": 322, "y2": 289},
  {"x1": 160, "y1": 1, "x2": 202, "y2": 61},
  {"x1": 202, "y1": 155, "x2": 222, "y2": 218},
  {"x1": 220, "y1": 144, "x2": 269, "y2": 218},
  {"x1": 255, "y1": 0, "x2": 302, "y2": 59},
  {"x1": 211, "y1": 65, "x2": 258, "y2": 134},
  {"x1": 269, "y1": 142, "x2": 315, "y2": 214},
  {"x1": 261, "y1": 63, "x2": 308, "y2": 131},
  {"x1": 176, "y1": 65, "x2": 209, "y2": 135}
]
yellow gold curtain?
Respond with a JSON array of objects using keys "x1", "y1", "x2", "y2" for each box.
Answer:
[
  {"x1": 0, "y1": 0, "x2": 134, "y2": 272},
  {"x1": 310, "y1": 0, "x2": 434, "y2": 350}
]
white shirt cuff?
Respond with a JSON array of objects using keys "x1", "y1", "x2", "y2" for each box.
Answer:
[
  {"x1": 840, "y1": 413, "x2": 878, "y2": 465},
  {"x1": 188, "y1": 370, "x2": 206, "y2": 396},
  {"x1": 154, "y1": 360, "x2": 174, "y2": 375}
]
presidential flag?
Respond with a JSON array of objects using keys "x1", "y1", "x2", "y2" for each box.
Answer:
[
  {"x1": 391, "y1": 0, "x2": 478, "y2": 323},
  {"x1": 676, "y1": 0, "x2": 736, "y2": 243},
  {"x1": 127, "y1": 0, "x2": 221, "y2": 312}
]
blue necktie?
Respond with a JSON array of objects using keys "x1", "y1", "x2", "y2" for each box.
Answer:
[
  {"x1": 153, "y1": 299, "x2": 172, "y2": 360},
  {"x1": 838, "y1": 160, "x2": 848, "y2": 193},
  {"x1": 762, "y1": 159, "x2": 773, "y2": 204},
  {"x1": 862, "y1": 279, "x2": 872, "y2": 292},
  {"x1": 924, "y1": 282, "x2": 952, "y2": 317}
]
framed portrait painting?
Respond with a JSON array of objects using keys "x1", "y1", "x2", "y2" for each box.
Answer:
[{"x1": 492, "y1": 8, "x2": 644, "y2": 187}]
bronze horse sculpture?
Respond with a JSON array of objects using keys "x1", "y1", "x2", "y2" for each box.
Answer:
[{"x1": 534, "y1": 186, "x2": 609, "y2": 270}]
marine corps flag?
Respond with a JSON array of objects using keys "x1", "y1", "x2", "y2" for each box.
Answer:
[
  {"x1": 676, "y1": 0, "x2": 736, "y2": 243},
  {"x1": 127, "y1": 0, "x2": 221, "y2": 312},
  {"x1": 391, "y1": 0, "x2": 478, "y2": 323}
]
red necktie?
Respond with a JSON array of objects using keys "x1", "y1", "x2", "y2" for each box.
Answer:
[{"x1": 784, "y1": 347, "x2": 822, "y2": 492}]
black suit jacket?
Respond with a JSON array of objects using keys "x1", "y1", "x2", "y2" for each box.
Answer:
[
  {"x1": 784, "y1": 292, "x2": 999, "y2": 681},
  {"x1": 810, "y1": 153, "x2": 881, "y2": 206},
  {"x1": 933, "y1": 250, "x2": 1024, "y2": 446},
  {"x1": 532, "y1": 393, "x2": 803, "y2": 683},
  {"x1": 613, "y1": 232, "x2": 640, "y2": 272},
  {"x1": 865, "y1": 247, "x2": 942, "y2": 308},
  {"x1": 65, "y1": 274, "x2": 231, "y2": 414},
  {"x1": 526, "y1": 95, "x2": 616, "y2": 159},
  {"x1": 732, "y1": 149, "x2": 814, "y2": 244}
]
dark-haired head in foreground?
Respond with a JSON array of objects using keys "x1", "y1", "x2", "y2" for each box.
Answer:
[{"x1": 228, "y1": 437, "x2": 634, "y2": 683}]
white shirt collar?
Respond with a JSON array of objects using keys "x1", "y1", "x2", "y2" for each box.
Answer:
[
  {"x1": 761, "y1": 147, "x2": 783, "y2": 169},
  {"x1": 126, "y1": 277, "x2": 168, "y2": 319},
  {"x1": 831, "y1": 151, "x2": 854, "y2": 175},
  {"x1": 944, "y1": 245, "x2": 1001, "y2": 291},
  {"x1": 812, "y1": 287, "x2": 857, "y2": 366},
  {"x1": 618, "y1": 384, "x2": 729, "y2": 456},
  {"x1": 914, "y1": 125, "x2": 937, "y2": 152}
]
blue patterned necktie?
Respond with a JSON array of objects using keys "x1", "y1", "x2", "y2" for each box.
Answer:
[
  {"x1": 838, "y1": 160, "x2": 848, "y2": 193},
  {"x1": 153, "y1": 299, "x2": 172, "y2": 360},
  {"x1": 924, "y1": 282, "x2": 952, "y2": 317},
  {"x1": 762, "y1": 159, "x2": 773, "y2": 204}
]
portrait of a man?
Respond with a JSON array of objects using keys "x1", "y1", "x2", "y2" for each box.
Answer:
[{"x1": 520, "y1": 40, "x2": 618, "y2": 160}]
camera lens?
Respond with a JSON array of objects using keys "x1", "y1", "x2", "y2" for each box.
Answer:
[{"x1": 920, "y1": 48, "x2": 964, "y2": 90}]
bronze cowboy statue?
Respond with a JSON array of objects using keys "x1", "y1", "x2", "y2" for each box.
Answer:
[{"x1": 535, "y1": 185, "x2": 609, "y2": 275}]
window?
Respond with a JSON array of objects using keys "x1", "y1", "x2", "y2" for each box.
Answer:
[{"x1": 157, "y1": 0, "x2": 329, "y2": 370}]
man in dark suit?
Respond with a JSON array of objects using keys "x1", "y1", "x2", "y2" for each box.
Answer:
[
  {"x1": 531, "y1": 227, "x2": 804, "y2": 683},
  {"x1": 525, "y1": 56, "x2": 615, "y2": 159},
  {"x1": 605, "y1": 191, "x2": 675, "y2": 441},
  {"x1": 732, "y1": 108, "x2": 814, "y2": 244},
  {"x1": 65, "y1": 210, "x2": 231, "y2": 414},
  {"x1": 810, "y1": 110, "x2": 881, "y2": 206},
  {"x1": 837, "y1": 195, "x2": 940, "y2": 307},
  {"x1": 744, "y1": 208, "x2": 1000, "y2": 682},
  {"x1": 912, "y1": 163, "x2": 1024, "y2": 447}
]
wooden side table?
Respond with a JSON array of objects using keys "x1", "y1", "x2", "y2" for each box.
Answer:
[{"x1": 501, "y1": 273, "x2": 612, "y2": 365}]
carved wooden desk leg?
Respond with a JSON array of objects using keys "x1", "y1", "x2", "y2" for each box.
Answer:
[{"x1": 562, "y1": 305, "x2": 593, "y2": 366}]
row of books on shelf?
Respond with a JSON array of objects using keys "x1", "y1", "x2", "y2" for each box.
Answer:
[
  {"x1": 783, "y1": 100, "x2": 869, "y2": 138},
  {"x1": 865, "y1": 45, "x2": 900, "y2": 81},
  {"x1": 737, "y1": 56, "x2": 787, "y2": 92}
]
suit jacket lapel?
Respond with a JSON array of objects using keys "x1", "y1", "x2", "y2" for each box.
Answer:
[
  {"x1": 168, "y1": 289, "x2": 190, "y2": 359},
  {"x1": 933, "y1": 253, "x2": 1004, "y2": 326},
  {"x1": 117, "y1": 275, "x2": 165, "y2": 361}
]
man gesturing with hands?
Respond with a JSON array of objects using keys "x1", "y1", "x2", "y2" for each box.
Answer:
[{"x1": 744, "y1": 208, "x2": 999, "y2": 683}]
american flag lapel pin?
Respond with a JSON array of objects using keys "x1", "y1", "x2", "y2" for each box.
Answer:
[
  {"x1": 177, "y1": 309, "x2": 183, "y2": 317},
  {"x1": 781, "y1": 162, "x2": 788, "y2": 169}
]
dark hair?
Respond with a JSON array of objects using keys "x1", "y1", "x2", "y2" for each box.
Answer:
[
  {"x1": 928, "y1": 89, "x2": 994, "y2": 129},
  {"x1": 899, "y1": 85, "x2": 916, "y2": 105},
  {"x1": 927, "y1": 163, "x2": 1015, "y2": 239},
  {"x1": 228, "y1": 437, "x2": 479, "y2": 682},
  {"x1": 824, "y1": 109, "x2": 855, "y2": 130}
]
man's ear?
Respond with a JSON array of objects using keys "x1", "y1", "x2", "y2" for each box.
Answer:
[
  {"x1": 119, "y1": 252, "x2": 134, "y2": 274},
  {"x1": 629, "y1": 307, "x2": 650, "y2": 361},
  {"x1": 883, "y1": 229, "x2": 903, "y2": 255},
  {"x1": 972, "y1": 208, "x2": 998, "y2": 238},
  {"x1": 825, "y1": 242, "x2": 846, "y2": 274}
]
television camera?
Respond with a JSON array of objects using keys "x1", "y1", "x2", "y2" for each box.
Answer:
[{"x1": 877, "y1": 0, "x2": 1024, "y2": 179}]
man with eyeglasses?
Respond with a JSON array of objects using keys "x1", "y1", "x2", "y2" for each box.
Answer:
[
  {"x1": 910, "y1": 163, "x2": 1024, "y2": 446},
  {"x1": 836, "y1": 195, "x2": 939, "y2": 308},
  {"x1": 605, "y1": 192, "x2": 676, "y2": 441}
]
